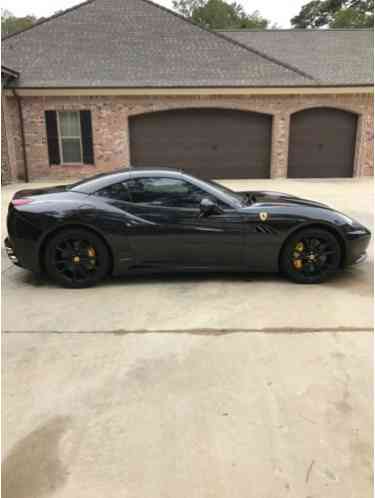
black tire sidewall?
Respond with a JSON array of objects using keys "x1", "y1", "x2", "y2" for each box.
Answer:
[
  {"x1": 44, "y1": 228, "x2": 110, "y2": 288},
  {"x1": 281, "y1": 228, "x2": 341, "y2": 284}
]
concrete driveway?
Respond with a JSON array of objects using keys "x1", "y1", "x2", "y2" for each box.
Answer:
[{"x1": 2, "y1": 178, "x2": 373, "y2": 498}]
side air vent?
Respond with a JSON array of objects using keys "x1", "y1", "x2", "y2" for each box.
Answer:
[{"x1": 255, "y1": 224, "x2": 277, "y2": 235}]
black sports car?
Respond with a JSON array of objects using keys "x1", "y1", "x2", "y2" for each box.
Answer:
[{"x1": 5, "y1": 167, "x2": 371, "y2": 288}]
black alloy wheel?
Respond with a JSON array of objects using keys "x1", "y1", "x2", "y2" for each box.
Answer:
[
  {"x1": 280, "y1": 228, "x2": 341, "y2": 284},
  {"x1": 44, "y1": 228, "x2": 110, "y2": 288}
]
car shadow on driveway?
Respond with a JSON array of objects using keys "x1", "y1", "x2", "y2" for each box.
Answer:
[
  {"x1": 7, "y1": 267, "x2": 282, "y2": 287},
  {"x1": 6, "y1": 261, "x2": 373, "y2": 299}
]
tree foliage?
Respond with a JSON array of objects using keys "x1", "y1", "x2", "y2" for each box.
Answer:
[
  {"x1": 1, "y1": 9, "x2": 38, "y2": 36},
  {"x1": 172, "y1": 0, "x2": 205, "y2": 18},
  {"x1": 0, "y1": 9, "x2": 65, "y2": 36},
  {"x1": 291, "y1": 0, "x2": 374, "y2": 28},
  {"x1": 173, "y1": 0, "x2": 270, "y2": 29}
]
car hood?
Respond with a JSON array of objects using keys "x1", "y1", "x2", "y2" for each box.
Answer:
[{"x1": 240, "y1": 190, "x2": 332, "y2": 210}]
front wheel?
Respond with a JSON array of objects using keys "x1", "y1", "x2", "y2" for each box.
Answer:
[
  {"x1": 44, "y1": 228, "x2": 110, "y2": 288},
  {"x1": 280, "y1": 228, "x2": 341, "y2": 284}
]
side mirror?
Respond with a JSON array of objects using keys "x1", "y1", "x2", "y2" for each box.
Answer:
[{"x1": 199, "y1": 197, "x2": 222, "y2": 217}]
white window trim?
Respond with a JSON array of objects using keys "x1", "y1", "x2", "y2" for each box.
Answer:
[{"x1": 57, "y1": 111, "x2": 84, "y2": 164}]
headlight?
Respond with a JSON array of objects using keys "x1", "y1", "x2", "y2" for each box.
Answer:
[
  {"x1": 338, "y1": 214, "x2": 355, "y2": 225},
  {"x1": 335, "y1": 212, "x2": 364, "y2": 227}
]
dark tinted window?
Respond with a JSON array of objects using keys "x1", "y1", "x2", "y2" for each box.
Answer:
[
  {"x1": 96, "y1": 182, "x2": 132, "y2": 202},
  {"x1": 97, "y1": 177, "x2": 226, "y2": 208},
  {"x1": 127, "y1": 178, "x2": 203, "y2": 207}
]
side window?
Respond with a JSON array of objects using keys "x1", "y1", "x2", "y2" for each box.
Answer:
[
  {"x1": 96, "y1": 182, "x2": 132, "y2": 202},
  {"x1": 96, "y1": 177, "x2": 228, "y2": 209},
  {"x1": 125, "y1": 177, "x2": 220, "y2": 208}
]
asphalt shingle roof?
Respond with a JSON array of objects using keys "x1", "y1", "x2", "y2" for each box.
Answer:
[
  {"x1": 2, "y1": 0, "x2": 314, "y2": 88},
  {"x1": 219, "y1": 29, "x2": 374, "y2": 86},
  {"x1": 2, "y1": 0, "x2": 372, "y2": 88}
]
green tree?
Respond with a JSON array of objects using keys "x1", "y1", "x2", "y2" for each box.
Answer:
[
  {"x1": 291, "y1": 0, "x2": 373, "y2": 28},
  {"x1": 172, "y1": 0, "x2": 206, "y2": 18},
  {"x1": 1, "y1": 9, "x2": 38, "y2": 36},
  {"x1": 173, "y1": 0, "x2": 270, "y2": 29},
  {"x1": 334, "y1": 2, "x2": 373, "y2": 27}
]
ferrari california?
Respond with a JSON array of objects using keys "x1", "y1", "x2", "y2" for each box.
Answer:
[{"x1": 5, "y1": 168, "x2": 371, "y2": 288}]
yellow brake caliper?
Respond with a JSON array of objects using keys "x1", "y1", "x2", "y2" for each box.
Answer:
[
  {"x1": 87, "y1": 247, "x2": 96, "y2": 268},
  {"x1": 293, "y1": 242, "x2": 304, "y2": 270}
]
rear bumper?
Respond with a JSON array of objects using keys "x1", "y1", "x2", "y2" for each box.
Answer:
[
  {"x1": 4, "y1": 236, "x2": 40, "y2": 272},
  {"x1": 4, "y1": 237, "x2": 20, "y2": 266}
]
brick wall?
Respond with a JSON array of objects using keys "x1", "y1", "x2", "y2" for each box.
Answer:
[
  {"x1": 362, "y1": 98, "x2": 374, "y2": 177},
  {"x1": 2, "y1": 92, "x2": 373, "y2": 182},
  {"x1": 2, "y1": 95, "x2": 24, "y2": 182},
  {"x1": 1, "y1": 103, "x2": 11, "y2": 184}
]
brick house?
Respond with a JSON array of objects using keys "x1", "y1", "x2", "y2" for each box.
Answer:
[{"x1": 1, "y1": 0, "x2": 373, "y2": 184}]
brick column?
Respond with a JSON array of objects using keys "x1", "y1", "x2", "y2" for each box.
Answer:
[
  {"x1": 270, "y1": 112, "x2": 290, "y2": 178},
  {"x1": 1, "y1": 95, "x2": 19, "y2": 183},
  {"x1": 353, "y1": 103, "x2": 374, "y2": 177},
  {"x1": 1, "y1": 101, "x2": 11, "y2": 184},
  {"x1": 124, "y1": 112, "x2": 131, "y2": 167}
]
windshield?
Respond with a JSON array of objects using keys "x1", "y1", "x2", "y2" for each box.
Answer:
[{"x1": 201, "y1": 178, "x2": 246, "y2": 205}]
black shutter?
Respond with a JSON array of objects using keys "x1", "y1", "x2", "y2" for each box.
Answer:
[
  {"x1": 45, "y1": 111, "x2": 60, "y2": 165},
  {"x1": 80, "y1": 110, "x2": 94, "y2": 164}
]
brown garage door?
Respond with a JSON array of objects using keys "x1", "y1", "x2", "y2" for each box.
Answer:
[
  {"x1": 129, "y1": 108, "x2": 272, "y2": 179},
  {"x1": 288, "y1": 107, "x2": 357, "y2": 178}
]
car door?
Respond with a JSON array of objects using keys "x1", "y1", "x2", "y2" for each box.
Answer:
[{"x1": 97, "y1": 176, "x2": 246, "y2": 268}]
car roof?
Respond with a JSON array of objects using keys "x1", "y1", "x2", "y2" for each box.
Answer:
[
  {"x1": 70, "y1": 166, "x2": 184, "y2": 193},
  {"x1": 128, "y1": 167, "x2": 184, "y2": 177},
  {"x1": 70, "y1": 165, "x2": 244, "y2": 208}
]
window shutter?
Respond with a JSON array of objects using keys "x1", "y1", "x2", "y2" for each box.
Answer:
[
  {"x1": 80, "y1": 110, "x2": 94, "y2": 164},
  {"x1": 45, "y1": 111, "x2": 60, "y2": 165}
]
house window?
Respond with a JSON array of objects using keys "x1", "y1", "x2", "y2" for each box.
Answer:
[
  {"x1": 58, "y1": 111, "x2": 82, "y2": 163},
  {"x1": 45, "y1": 110, "x2": 94, "y2": 165}
]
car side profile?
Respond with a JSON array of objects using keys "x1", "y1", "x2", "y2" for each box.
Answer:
[{"x1": 5, "y1": 167, "x2": 371, "y2": 288}]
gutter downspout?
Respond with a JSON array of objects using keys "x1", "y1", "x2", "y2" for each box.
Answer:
[{"x1": 11, "y1": 88, "x2": 29, "y2": 182}]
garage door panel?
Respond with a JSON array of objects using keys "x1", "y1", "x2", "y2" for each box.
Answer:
[
  {"x1": 288, "y1": 108, "x2": 357, "y2": 178},
  {"x1": 129, "y1": 108, "x2": 271, "y2": 179}
]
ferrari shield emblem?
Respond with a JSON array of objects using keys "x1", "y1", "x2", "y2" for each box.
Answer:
[{"x1": 259, "y1": 212, "x2": 268, "y2": 222}]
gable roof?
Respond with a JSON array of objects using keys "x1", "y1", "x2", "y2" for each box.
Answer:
[
  {"x1": 1, "y1": 0, "x2": 314, "y2": 89},
  {"x1": 219, "y1": 29, "x2": 374, "y2": 86}
]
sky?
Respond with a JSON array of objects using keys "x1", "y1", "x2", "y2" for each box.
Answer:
[{"x1": 2, "y1": 0, "x2": 306, "y2": 28}]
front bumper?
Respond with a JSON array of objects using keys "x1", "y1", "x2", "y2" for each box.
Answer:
[
  {"x1": 351, "y1": 252, "x2": 368, "y2": 265},
  {"x1": 344, "y1": 229, "x2": 371, "y2": 267}
]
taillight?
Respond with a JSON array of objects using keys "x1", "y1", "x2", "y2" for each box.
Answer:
[{"x1": 11, "y1": 198, "x2": 33, "y2": 206}]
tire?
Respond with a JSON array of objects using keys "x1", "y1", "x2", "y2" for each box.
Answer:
[
  {"x1": 44, "y1": 228, "x2": 110, "y2": 288},
  {"x1": 280, "y1": 228, "x2": 341, "y2": 284}
]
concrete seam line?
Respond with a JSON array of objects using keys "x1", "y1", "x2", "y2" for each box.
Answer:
[{"x1": 2, "y1": 327, "x2": 373, "y2": 335}]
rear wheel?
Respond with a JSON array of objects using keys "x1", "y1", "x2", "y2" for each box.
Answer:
[
  {"x1": 280, "y1": 228, "x2": 341, "y2": 284},
  {"x1": 44, "y1": 228, "x2": 110, "y2": 288}
]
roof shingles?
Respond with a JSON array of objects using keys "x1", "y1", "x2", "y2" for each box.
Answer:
[
  {"x1": 2, "y1": 0, "x2": 372, "y2": 88},
  {"x1": 219, "y1": 29, "x2": 373, "y2": 86},
  {"x1": 2, "y1": 0, "x2": 313, "y2": 88}
]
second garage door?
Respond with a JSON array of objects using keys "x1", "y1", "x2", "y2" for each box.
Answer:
[
  {"x1": 288, "y1": 107, "x2": 358, "y2": 178},
  {"x1": 129, "y1": 108, "x2": 272, "y2": 179}
]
